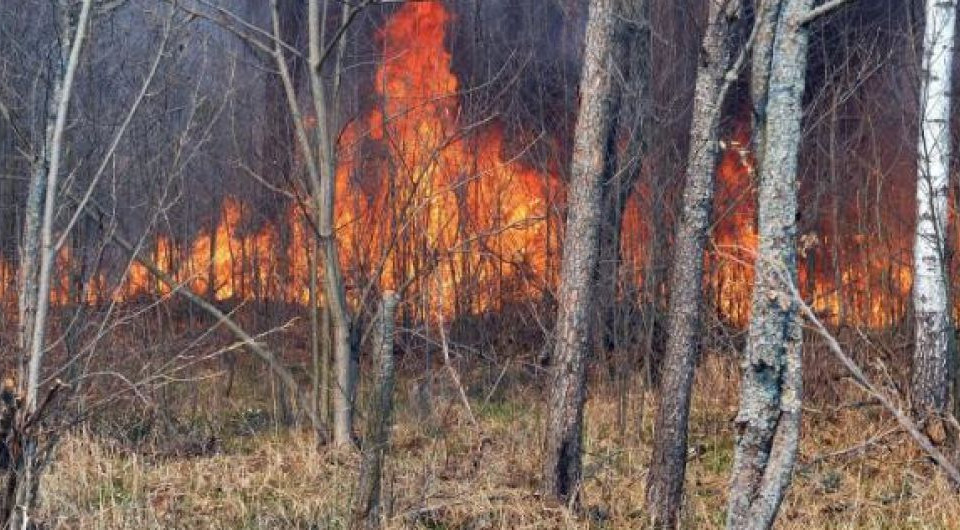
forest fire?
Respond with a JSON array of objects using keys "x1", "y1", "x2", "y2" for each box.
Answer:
[
  {"x1": 707, "y1": 118, "x2": 914, "y2": 328},
  {"x1": 0, "y1": 2, "x2": 918, "y2": 329}
]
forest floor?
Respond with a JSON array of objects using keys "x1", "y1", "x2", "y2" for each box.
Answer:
[{"x1": 36, "y1": 353, "x2": 960, "y2": 529}]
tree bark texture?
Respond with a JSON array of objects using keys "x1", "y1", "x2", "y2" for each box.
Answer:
[
  {"x1": 306, "y1": 0, "x2": 356, "y2": 448},
  {"x1": 17, "y1": 0, "x2": 76, "y2": 396},
  {"x1": 594, "y1": 0, "x2": 651, "y2": 357},
  {"x1": 726, "y1": 0, "x2": 811, "y2": 528},
  {"x1": 25, "y1": 0, "x2": 94, "y2": 412},
  {"x1": 542, "y1": 0, "x2": 617, "y2": 504},
  {"x1": 644, "y1": 1, "x2": 745, "y2": 527},
  {"x1": 912, "y1": 0, "x2": 957, "y2": 416},
  {"x1": 351, "y1": 292, "x2": 400, "y2": 529}
]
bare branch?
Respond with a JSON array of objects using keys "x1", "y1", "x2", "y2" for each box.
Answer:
[
  {"x1": 785, "y1": 277, "x2": 960, "y2": 485},
  {"x1": 800, "y1": 0, "x2": 857, "y2": 25}
]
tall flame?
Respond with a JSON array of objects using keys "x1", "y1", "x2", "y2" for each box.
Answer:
[{"x1": 0, "y1": 3, "x2": 924, "y2": 330}]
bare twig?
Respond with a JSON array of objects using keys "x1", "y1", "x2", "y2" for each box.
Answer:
[
  {"x1": 784, "y1": 277, "x2": 960, "y2": 485},
  {"x1": 69, "y1": 194, "x2": 328, "y2": 440}
]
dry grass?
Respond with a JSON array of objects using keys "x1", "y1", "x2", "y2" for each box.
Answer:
[{"x1": 35, "y1": 354, "x2": 960, "y2": 529}]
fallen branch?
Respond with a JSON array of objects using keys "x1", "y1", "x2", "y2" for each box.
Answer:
[{"x1": 800, "y1": 425, "x2": 902, "y2": 472}]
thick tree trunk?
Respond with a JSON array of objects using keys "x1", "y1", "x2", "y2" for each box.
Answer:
[
  {"x1": 542, "y1": 0, "x2": 617, "y2": 505},
  {"x1": 351, "y1": 292, "x2": 399, "y2": 529},
  {"x1": 644, "y1": 1, "x2": 744, "y2": 527},
  {"x1": 726, "y1": 0, "x2": 811, "y2": 528},
  {"x1": 912, "y1": 0, "x2": 957, "y2": 417}
]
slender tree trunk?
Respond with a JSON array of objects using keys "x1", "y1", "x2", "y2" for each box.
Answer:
[
  {"x1": 18, "y1": 0, "x2": 75, "y2": 396},
  {"x1": 351, "y1": 292, "x2": 399, "y2": 529},
  {"x1": 912, "y1": 0, "x2": 957, "y2": 418},
  {"x1": 304, "y1": 0, "x2": 356, "y2": 448},
  {"x1": 308, "y1": 239, "x2": 323, "y2": 429},
  {"x1": 270, "y1": 0, "x2": 356, "y2": 447},
  {"x1": 542, "y1": 0, "x2": 617, "y2": 504},
  {"x1": 726, "y1": 1, "x2": 811, "y2": 527},
  {"x1": 592, "y1": 0, "x2": 650, "y2": 363},
  {"x1": 749, "y1": 0, "x2": 782, "y2": 168},
  {"x1": 26, "y1": 0, "x2": 93, "y2": 413},
  {"x1": 644, "y1": 1, "x2": 745, "y2": 526},
  {"x1": 6, "y1": 2, "x2": 94, "y2": 526},
  {"x1": 321, "y1": 295, "x2": 332, "y2": 427}
]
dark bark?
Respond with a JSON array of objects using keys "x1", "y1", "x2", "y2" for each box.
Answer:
[
  {"x1": 542, "y1": 0, "x2": 618, "y2": 505},
  {"x1": 351, "y1": 292, "x2": 399, "y2": 529},
  {"x1": 594, "y1": 0, "x2": 651, "y2": 359},
  {"x1": 644, "y1": 1, "x2": 745, "y2": 527}
]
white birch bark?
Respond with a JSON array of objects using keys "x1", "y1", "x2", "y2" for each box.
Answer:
[{"x1": 912, "y1": 0, "x2": 957, "y2": 415}]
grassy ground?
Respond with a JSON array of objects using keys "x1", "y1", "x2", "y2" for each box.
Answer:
[{"x1": 36, "y1": 354, "x2": 960, "y2": 529}]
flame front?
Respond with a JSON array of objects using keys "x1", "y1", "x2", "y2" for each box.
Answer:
[{"x1": 0, "y1": 3, "x2": 925, "y2": 330}]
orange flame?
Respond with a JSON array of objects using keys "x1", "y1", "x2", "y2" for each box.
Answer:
[{"x1": 0, "y1": 3, "x2": 921, "y2": 331}]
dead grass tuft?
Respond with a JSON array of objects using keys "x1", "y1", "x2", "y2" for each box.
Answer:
[{"x1": 36, "y1": 353, "x2": 960, "y2": 529}]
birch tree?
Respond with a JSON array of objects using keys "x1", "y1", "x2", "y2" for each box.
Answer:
[
  {"x1": 542, "y1": 0, "x2": 617, "y2": 504},
  {"x1": 911, "y1": 0, "x2": 957, "y2": 419},
  {"x1": 644, "y1": 1, "x2": 747, "y2": 526},
  {"x1": 726, "y1": 0, "x2": 813, "y2": 527}
]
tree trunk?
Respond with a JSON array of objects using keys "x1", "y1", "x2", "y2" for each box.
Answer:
[
  {"x1": 303, "y1": 0, "x2": 356, "y2": 448},
  {"x1": 17, "y1": 0, "x2": 76, "y2": 397},
  {"x1": 308, "y1": 239, "x2": 324, "y2": 430},
  {"x1": 644, "y1": 1, "x2": 745, "y2": 527},
  {"x1": 726, "y1": 0, "x2": 811, "y2": 528},
  {"x1": 912, "y1": 0, "x2": 957, "y2": 417},
  {"x1": 542, "y1": 0, "x2": 617, "y2": 505},
  {"x1": 9, "y1": 2, "x2": 89, "y2": 516},
  {"x1": 351, "y1": 292, "x2": 400, "y2": 529},
  {"x1": 263, "y1": 0, "x2": 304, "y2": 431},
  {"x1": 26, "y1": 0, "x2": 93, "y2": 411},
  {"x1": 594, "y1": 0, "x2": 651, "y2": 363},
  {"x1": 749, "y1": 0, "x2": 782, "y2": 167},
  {"x1": 321, "y1": 293, "x2": 332, "y2": 427}
]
